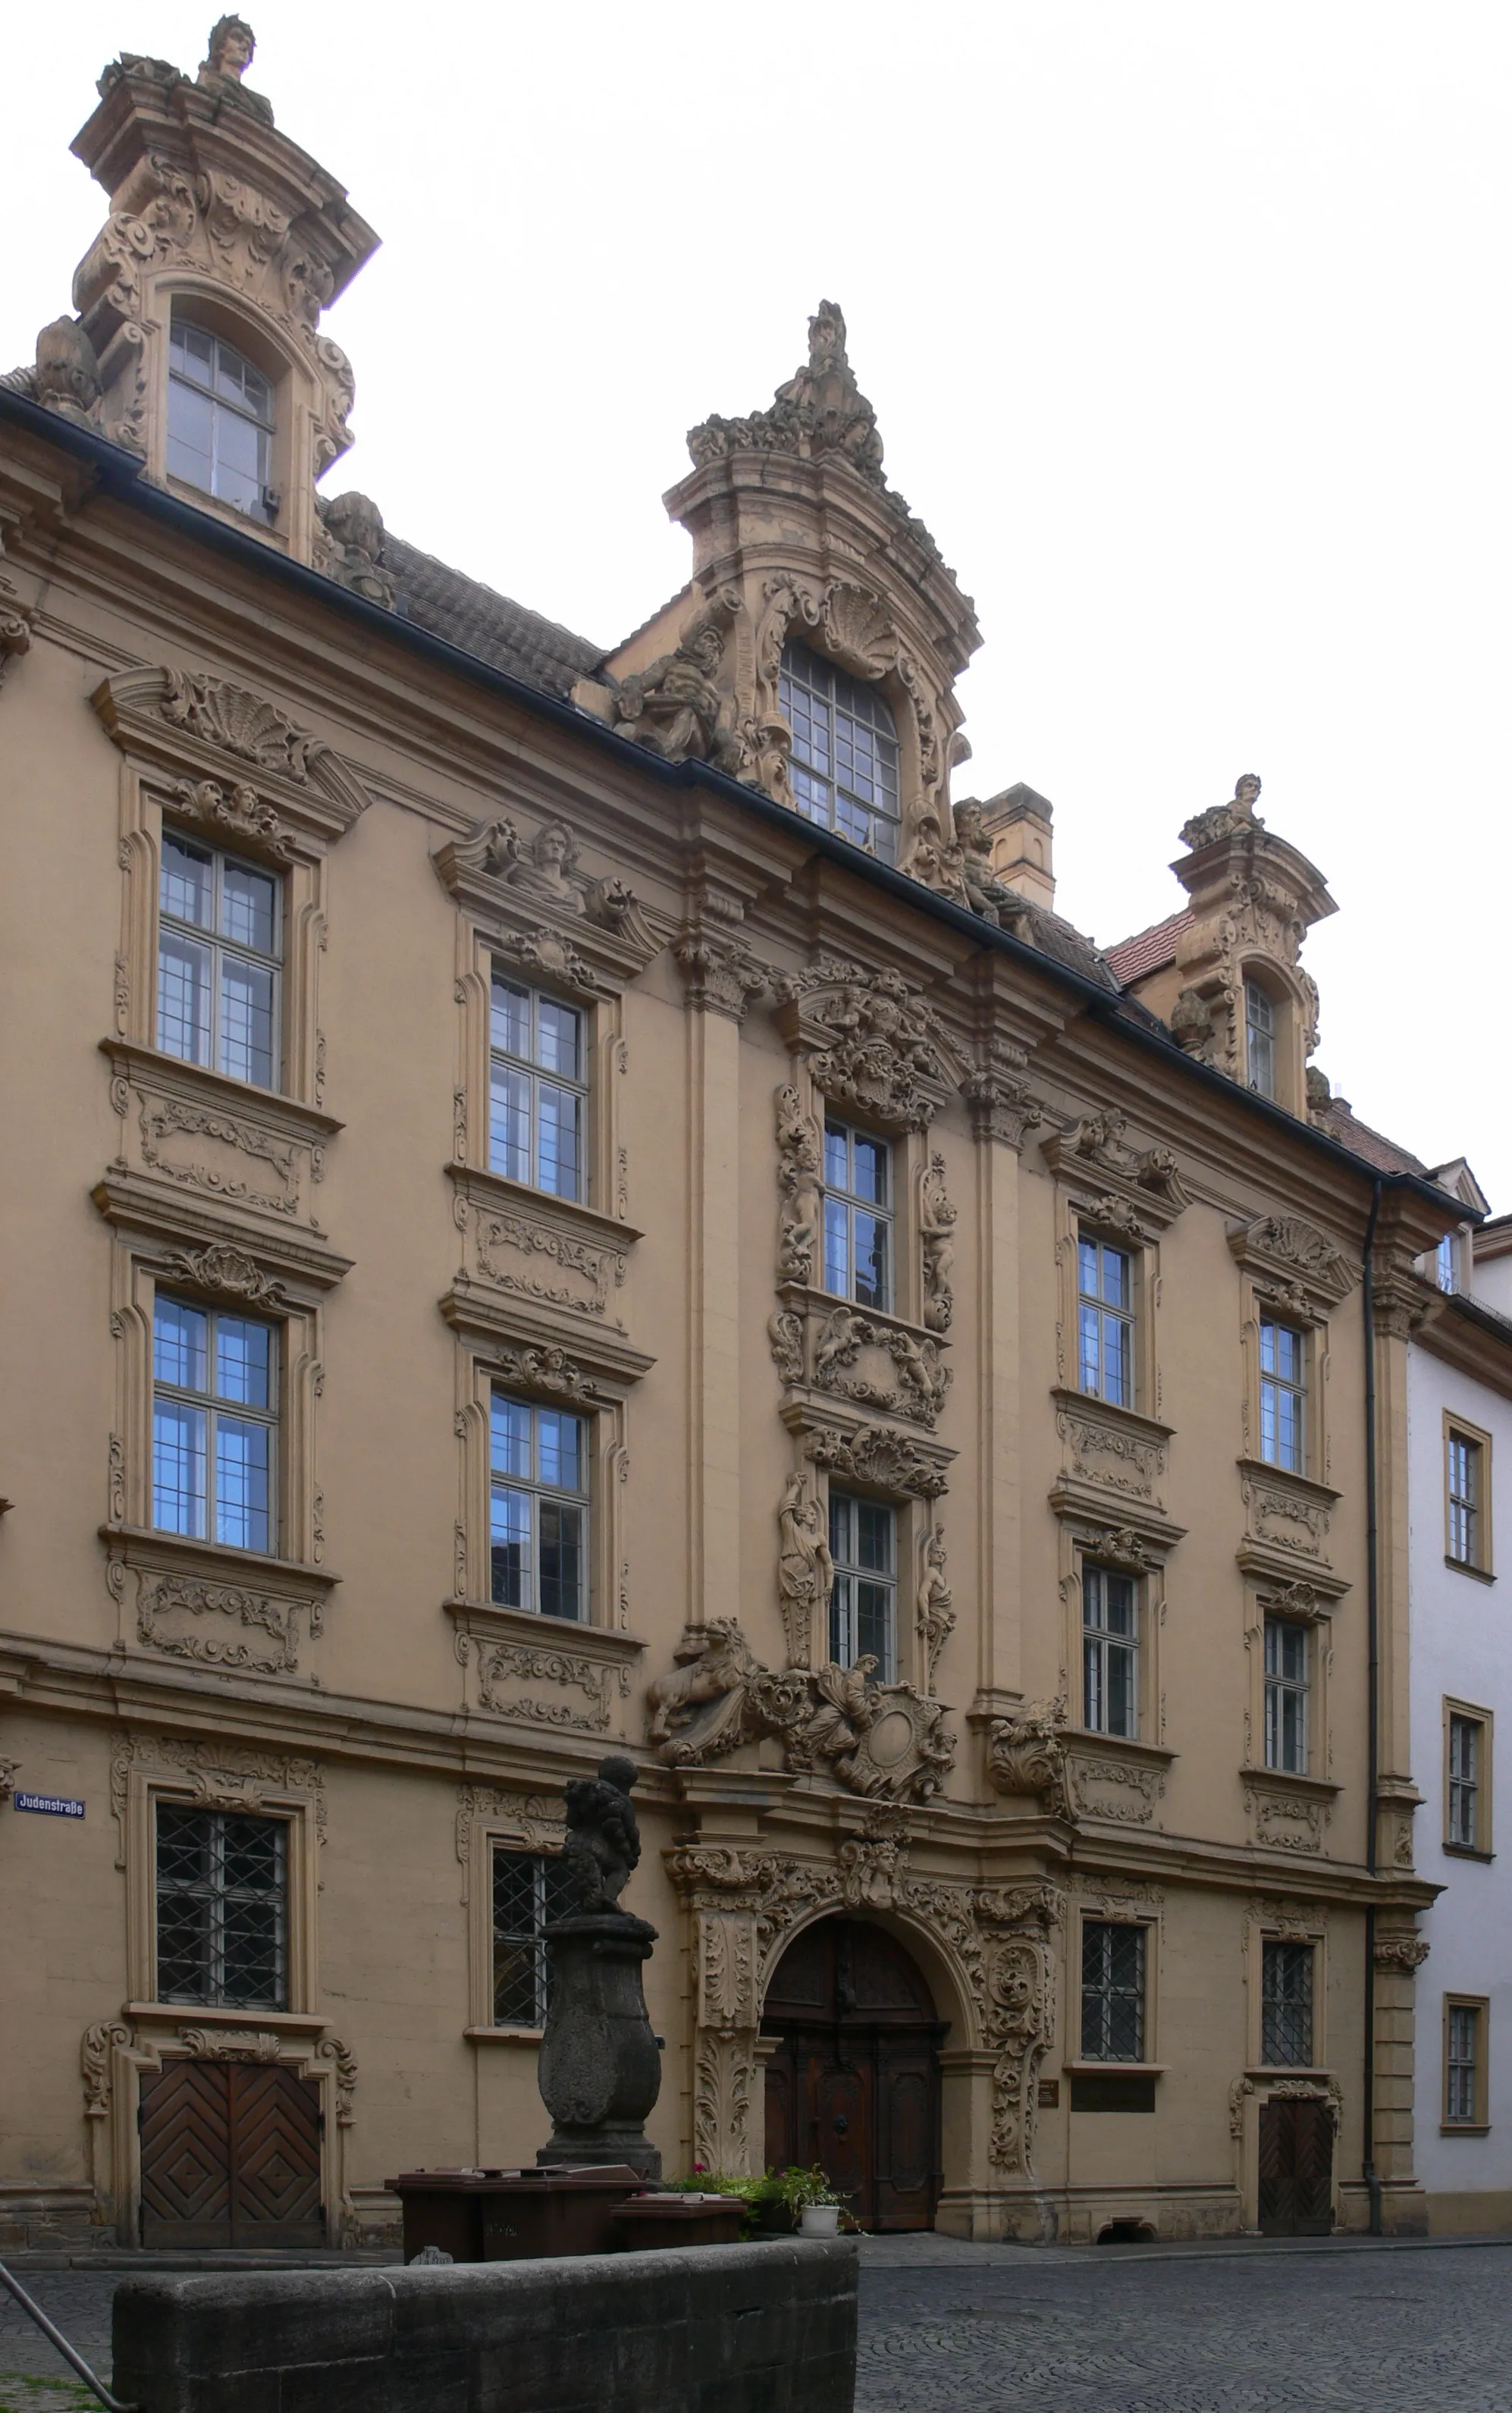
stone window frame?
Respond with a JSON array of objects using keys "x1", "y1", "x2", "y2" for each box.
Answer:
[
  {"x1": 1441, "y1": 1993, "x2": 1492, "y2": 2134},
  {"x1": 447, "y1": 1325, "x2": 644, "y2": 1638},
  {"x1": 1444, "y1": 1410, "x2": 1494, "y2": 1581},
  {"x1": 101, "y1": 1223, "x2": 337, "y2": 1668},
  {"x1": 1241, "y1": 1578, "x2": 1339, "y2": 1787},
  {"x1": 1244, "y1": 1908, "x2": 1329, "y2": 2076},
  {"x1": 794, "y1": 1419, "x2": 953, "y2": 1690},
  {"x1": 456, "y1": 1785, "x2": 566, "y2": 2041},
  {"x1": 1233, "y1": 955, "x2": 1310, "y2": 1118},
  {"x1": 1054, "y1": 1194, "x2": 1163, "y2": 1428},
  {"x1": 1053, "y1": 1508, "x2": 1175, "y2": 1759},
  {"x1": 96, "y1": 665, "x2": 370, "y2": 1122},
  {"x1": 1443, "y1": 1698, "x2": 1494, "y2": 1859},
  {"x1": 1064, "y1": 1904, "x2": 1165, "y2": 2079}
]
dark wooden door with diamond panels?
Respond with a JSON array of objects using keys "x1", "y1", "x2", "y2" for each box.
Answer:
[
  {"x1": 139, "y1": 2059, "x2": 323, "y2": 2247},
  {"x1": 1257, "y1": 2094, "x2": 1333, "y2": 2236},
  {"x1": 763, "y1": 1916, "x2": 944, "y2": 2231}
]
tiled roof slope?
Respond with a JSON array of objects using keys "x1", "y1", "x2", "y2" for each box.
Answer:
[
  {"x1": 384, "y1": 533, "x2": 605, "y2": 699},
  {"x1": 1313, "y1": 1102, "x2": 1430, "y2": 1181},
  {"x1": 1104, "y1": 908, "x2": 1190, "y2": 987}
]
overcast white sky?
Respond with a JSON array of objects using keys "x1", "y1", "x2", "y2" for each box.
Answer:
[{"x1": 11, "y1": 4, "x2": 1509, "y2": 1206}]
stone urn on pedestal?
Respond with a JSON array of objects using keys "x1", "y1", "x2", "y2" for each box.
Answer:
[{"x1": 536, "y1": 1754, "x2": 663, "y2": 2182}]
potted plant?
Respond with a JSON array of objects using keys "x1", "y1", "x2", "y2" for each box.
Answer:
[{"x1": 774, "y1": 2164, "x2": 848, "y2": 2237}]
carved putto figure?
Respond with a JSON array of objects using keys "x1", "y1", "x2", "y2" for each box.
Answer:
[
  {"x1": 918, "y1": 1153, "x2": 956, "y2": 1333},
  {"x1": 33, "y1": 319, "x2": 103, "y2": 427},
  {"x1": 560, "y1": 1753, "x2": 642, "y2": 1913},
  {"x1": 952, "y1": 802, "x2": 1029, "y2": 927},
  {"x1": 1180, "y1": 771, "x2": 1266, "y2": 852},
  {"x1": 645, "y1": 1619, "x2": 761, "y2": 1755},
  {"x1": 317, "y1": 491, "x2": 394, "y2": 609},
  {"x1": 915, "y1": 1526, "x2": 955, "y2": 1692},
  {"x1": 774, "y1": 1085, "x2": 823, "y2": 1284},
  {"x1": 612, "y1": 618, "x2": 748, "y2": 775},
  {"x1": 777, "y1": 1472, "x2": 833, "y2": 1668}
]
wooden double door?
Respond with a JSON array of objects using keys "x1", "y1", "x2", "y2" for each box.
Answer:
[
  {"x1": 763, "y1": 1917, "x2": 944, "y2": 2232},
  {"x1": 139, "y1": 2059, "x2": 324, "y2": 2248},
  {"x1": 1257, "y1": 2094, "x2": 1333, "y2": 2236}
]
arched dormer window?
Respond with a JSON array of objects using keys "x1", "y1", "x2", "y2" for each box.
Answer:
[
  {"x1": 779, "y1": 640, "x2": 900, "y2": 863},
  {"x1": 1244, "y1": 977, "x2": 1278, "y2": 1100},
  {"x1": 166, "y1": 316, "x2": 278, "y2": 526}
]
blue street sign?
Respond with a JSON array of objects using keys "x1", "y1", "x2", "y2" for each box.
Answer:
[{"x1": 13, "y1": 1793, "x2": 85, "y2": 1818}]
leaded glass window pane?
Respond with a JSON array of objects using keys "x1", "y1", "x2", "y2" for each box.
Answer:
[
  {"x1": 157, "y1": 831, "x2": 281, "y2": 1088},
  {"x1": 1078, "y1": 1236, "x2": 1134, "y2": 1407},
  {"x1": 1448, "y1": 1715, "x2": 1482, "y2": 1849},
  {"x1": 820, "y1": 1121, "x2": 892, "y2": 1311},
  {"x1": 1264, "y1": 1618, "x2": 1309, "y2": 1774},
  {"x1": 490, "y1": 1392, "x2": 589, "y2": 1619},
  {"x1": 1259, "y1": 1321, "x2": 1307, "y2": 1473},
  {"x1": 168, "y1": 318, "x2": 276, "y2": 522},
  {"x1": 155, "y1": 1804, "x2": 287, "y2": 2009},
  {"x1": 488, "y1": 977, "x2": 587, "y2": 1200},
  {"x1": 492, "y1": 1848, "x2": 576, "y2": 2026},
  {"x1": 1448, "y1": 1435, "x2": 1480, "y2": 1567},
  {"x1": 777, "y1": 642, "x2": 900, "y2": 863},
  {"x1": 1081, "y1": 1921, "x2": 1145, "y2": 2060},
  {"x1": 1082, "y1": 1563, "x2": 1138, "y2": 1738},
  {"x1": 1260, "y1": 1938, "x2": 1314, "y2": 2067},
  {"x1": 829, "y1": 1492, "x2": 896, "y2": 1679},
  {"x1": 1447, "y1": 2004, "x2": 1482, "y2": 2124},
  {"x1": 152, "y1": 1294, "x2": 277, "y2": 1552}
]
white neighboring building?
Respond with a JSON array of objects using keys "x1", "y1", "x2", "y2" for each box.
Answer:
[{"x1": 1410, "y1": 1181, "x2": 1512, "y2": 2232}]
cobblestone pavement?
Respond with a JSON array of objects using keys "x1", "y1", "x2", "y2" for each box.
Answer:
[
  {"x1": 856, "y1": 2237, "x2": 1512, "y2": 2411},
  {"x1": 5, "y1": 2242, "x2": 1512, "y2": 2409}
]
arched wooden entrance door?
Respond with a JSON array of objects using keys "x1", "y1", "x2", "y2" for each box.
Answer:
[{"x1": 762, "y1": 1916, "x2": 944, "y2": 2231}]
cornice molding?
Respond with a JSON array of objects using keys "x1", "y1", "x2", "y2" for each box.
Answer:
[{"x1": 93, "y1": 667, "x2": 372, "y2": 854}]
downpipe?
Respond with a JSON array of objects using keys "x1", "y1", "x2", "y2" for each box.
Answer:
[{"x1": 1362, "y1": 1178, "x2": 1383, "y2": 2238}]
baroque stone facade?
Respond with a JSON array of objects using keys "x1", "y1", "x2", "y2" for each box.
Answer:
[{"x1": 0, "y1": 17, "x2": 1458, "y2": 2251}]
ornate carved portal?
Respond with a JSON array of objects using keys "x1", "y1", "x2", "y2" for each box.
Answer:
[{"x1": 665, "y1": 1840, "x2": 1060, "y2": 2196}]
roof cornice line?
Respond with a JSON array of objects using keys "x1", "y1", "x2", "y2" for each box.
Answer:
[{"x1": 0, "y1": 384, "x2": 1468, "y2": 1223}]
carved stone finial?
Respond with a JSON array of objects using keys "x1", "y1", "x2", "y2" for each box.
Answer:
[
  {"x1": 560, "y1": 1753, "x2": 642, "y2": 1913},
  {"x1": 34, "y1": 318, "x2": 103, "y2": 427}
]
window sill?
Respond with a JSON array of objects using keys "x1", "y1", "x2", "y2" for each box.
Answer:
[
  {"x1": 1441, "y1": 2123, "x2": 1492, "y2": 2138},
  {"x1": 1050, "y1": 1387, "x2": 1174, "y2": 1446},
  {"x1": 165, "y1": 473, "x2": 288, "y2": 549},
  {"x1": 1062, "y1": 2062, "x2": 1167, "y2": 2077},
  {"x1": 447, "y1": 1159, "x2": 642, "y2": 1248},
  {"x1": 1068, "y1": 1732, "x2": 1178, "y2": 1768},
  {"x1": 1445, "y1": 1556, "x2": 1496, "y2": 1586},
  {"x1": 1442, "y1": 1843, "x2": 1495, "y2": 1862},
  {"x1": 102, "y1": 1525, "x2": 340, "y2": 1594},
  {"x1": 464, "y1": 2025, "x2": 543, "y2": 2045},
  {"x1": 1240, "y1": 1766, "x2": 1341, "y2": 1802},
  {"x1": 1245, "y1": 2066, "x2": 1332, "y2": 2082},
  {"x1": 101, "y1": 1038, "x2": 343, "y2": 1137},
  {"x1": 127, "y1": 2002, "x2": 325, "y2": 2032},
  {"x1": 445, "y1": 1598, "x2": 647, "y2": 1659},
  {"x1": 1235, "y1": 1458, "x2": 1342, "y2": 1508}
]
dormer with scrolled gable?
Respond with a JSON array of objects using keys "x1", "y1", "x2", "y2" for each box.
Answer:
[
  {"x1": 591, "y1": 303, "x2": 983, "y2": 883},
  {"x1": 16, "y1": 17, "x2": 378, "y2": 576}
]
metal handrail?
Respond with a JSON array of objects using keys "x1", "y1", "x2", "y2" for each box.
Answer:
[{"x1": 0, "y1": 2259, "x2": 139, "y2": 2412}]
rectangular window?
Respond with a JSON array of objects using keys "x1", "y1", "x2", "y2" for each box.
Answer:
[
  {"x1": 1445, "y1": 2000, "x2": 1486, "y2": 2127},
  {"x1": 1436, "y1": 1235, "x2": 1458, "y2": 1295},
  {"x1": 1448, "y1": 1712, "x2": 1485, "y2": 1852},
  {"x1": 828, "y1": 1492, "x2": 896, "y2": 1678},
  {"x1": 489, "y1": 1391, "x2": 588, "y2": 1620},
  {"x1": 1447, "y1": 1429, "x2": 1484, "y2": 1570},
  {"x1": 1078, "y1": 1235, "x2": 1134, "y2": 1408},
  {"x1": 1081, "y1": 1920, "x2": 1145, "y2": 2061},
  {"x1": 155, "y1": 1803, "x2": 288, "y2": 2010},
  {"x1": 1082, "y1": 1562, "x2": 1138, "y2": 1738},
  {"x1": 488, "y1": 975, "x2": 586, "y2": 1200},
  {"x1": 491, "y1": 1847, "x2": 575, "y2": 2027},
  {"x1": 1260, "y1": 1938, "x2": 1315, "y2": 2067},
  {"x1": 821, "y1": 1122, "x2": 892, "y2": 1311},
  {"x1": 158, "y1": 830, "x2": 280, "y2": 1088},
  {"x1": 1264, "y1": 1618, "x2": 1310, "y2": 1774},
  {"x1": 152, "y1": 1294, "x2": 277, "y2": 1552},
  {"x1": 1259, "y1": 1320, "x2": 1307, "y2": 1473}
]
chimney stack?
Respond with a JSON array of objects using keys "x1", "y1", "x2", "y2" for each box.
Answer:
[{"x1": 980, "y1": 783, "x2": 1054, "y2": 912}]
